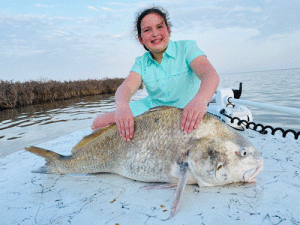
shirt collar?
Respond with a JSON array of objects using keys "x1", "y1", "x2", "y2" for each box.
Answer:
[
  {"x1": 164, "y1": 39, "x2": 176, "y2": 59},
  {"x1": 146, "y1": 39, "x2": 176, "y2": 66}
]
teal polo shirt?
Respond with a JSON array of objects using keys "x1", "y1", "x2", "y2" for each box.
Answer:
[{"x1": 129, "y1": 39, "x2": 205, "y2": 116}]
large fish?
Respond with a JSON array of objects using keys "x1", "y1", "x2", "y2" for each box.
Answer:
[{"x1": 25, "y1": 106, "x2": 263, "y2": 219}]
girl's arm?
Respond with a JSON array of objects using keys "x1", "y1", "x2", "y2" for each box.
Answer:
[
  {"x1": 115, "y1": 71, "x2": 142, "y2": 141},
  {"x1": 181, "y1": 55, "x2": 220, "y2": 134}
]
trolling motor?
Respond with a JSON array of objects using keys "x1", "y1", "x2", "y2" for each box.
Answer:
[
  {"x1": 233, "y1": 82, "x2": 242, "y2": 99},
  {"x1": 207, "y1": 83, "x2": 253, "y2": 130}
]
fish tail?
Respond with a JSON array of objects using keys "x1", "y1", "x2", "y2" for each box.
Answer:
[{"x1": 25, "y1": 146, "x2": 63, "y2": 174}]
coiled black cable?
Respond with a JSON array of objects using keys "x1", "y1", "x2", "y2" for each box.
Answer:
[{"x1": 221, "y1": 112, "x2": 300, "y2": 140}]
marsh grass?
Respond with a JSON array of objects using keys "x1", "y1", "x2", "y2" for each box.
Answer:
[{"x1": 0, "y1": 78, "x2": 126, "y2": 110}]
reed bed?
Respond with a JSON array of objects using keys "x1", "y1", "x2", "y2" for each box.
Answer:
[{"x1": 0, "y1": 78, "x2": 126, "y2": 110}]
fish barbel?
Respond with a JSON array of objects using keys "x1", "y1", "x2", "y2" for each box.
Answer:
[{"x1": 25, "y1": 106, "x2": 263, "y2": 219}]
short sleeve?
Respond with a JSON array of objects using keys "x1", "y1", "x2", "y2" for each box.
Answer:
[
  {"x1": 185, "y1": 41, "x2": 205, "y2": 65},
  {"x1": 130, "y1": 56, "x2": 143, "y2": 75}
]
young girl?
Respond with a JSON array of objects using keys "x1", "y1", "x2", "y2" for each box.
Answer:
[{"x1": 91, "y1": 7, "x2": 219, "y2": 142}]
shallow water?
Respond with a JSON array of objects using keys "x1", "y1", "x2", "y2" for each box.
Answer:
[{"x1": 0, "y1": 68, "x2": 299, "y2": 157}]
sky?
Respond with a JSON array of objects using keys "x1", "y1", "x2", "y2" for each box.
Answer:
[{"x1": 0, "y1": 0, "x2": 300, "y2": 82}]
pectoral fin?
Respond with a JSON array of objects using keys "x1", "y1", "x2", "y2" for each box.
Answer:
[{"x1": 165, "y1": 162, "x2": 189, "y2": 220}]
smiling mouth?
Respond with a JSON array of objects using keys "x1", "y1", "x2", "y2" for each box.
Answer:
[{"x1": 151, "y1": 38, "x2": 163, "y2": 44}]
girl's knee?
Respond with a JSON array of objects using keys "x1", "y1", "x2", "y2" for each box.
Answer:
[{"x1": 91, "y1": 110, "x2": 116, "y2": 130}]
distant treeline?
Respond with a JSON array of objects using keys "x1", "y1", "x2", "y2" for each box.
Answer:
[{"x1": 0, "y1": 78, "x2": 127, "y2": 110}]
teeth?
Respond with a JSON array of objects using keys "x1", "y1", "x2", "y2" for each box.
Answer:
[{"x1": 152, "y1": 39, "x2": 162, "y2": 44}]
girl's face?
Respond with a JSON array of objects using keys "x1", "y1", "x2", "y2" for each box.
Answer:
[{"x1": 139, "y1": 13, "x2": 171, "y2": 55}]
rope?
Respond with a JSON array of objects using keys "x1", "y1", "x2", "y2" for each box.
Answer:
[{"x1": 221, "y1": 112, "x2": 300, "y2": 140}]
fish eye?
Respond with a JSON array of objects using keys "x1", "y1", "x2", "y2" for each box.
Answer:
[{"x1": 238, "y1": 148, "x2": 248, "y2": 157}]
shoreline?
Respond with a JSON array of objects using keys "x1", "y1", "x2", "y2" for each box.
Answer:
[{"x1": 0, "y1": 78, "x2": 126, "y2": 110}]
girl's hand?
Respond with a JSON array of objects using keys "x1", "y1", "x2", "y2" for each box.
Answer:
[
  {"x1": 181, "y1": 98, "x2": 208, "y2": 134},
  {"x1": 115, "y1": 104, "x2": 134, "y2": 141}
]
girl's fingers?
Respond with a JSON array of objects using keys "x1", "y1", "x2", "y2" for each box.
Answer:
[
  {"x1": 180, "y1": 110, "x2": 188, "y2": 130},
  {"x1": 116, "y1": 121, "x2": 122, "y2": 137},
  {"x1": 182, "y1": 110, "x2": 194, "y2": 134},
  {"x1": 187, "y1": 113, "x2": 198, "y2": 133},
  {"x1": 129, "y1": 119, "x2": 134, "y2": 139},
  {"x1": 124, "y1": 121, "x2": 130, "y2": 141},
  {"x1": 181, "y1": 103, "x2": 207, "y2": 134},
  {"x1": 120, "y1": 122, "x2": 126, "y2": 140},
  {"x1": 116, "y1": 117, "x2": 134, "y2": 141},
  {"x1": 193, "y1": 113, "x2": 203, "y2": 129}
]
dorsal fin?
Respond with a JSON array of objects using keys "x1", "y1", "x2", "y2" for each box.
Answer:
[{"x1": 72, "y1": 124, "x2": 117, "y2": 153}]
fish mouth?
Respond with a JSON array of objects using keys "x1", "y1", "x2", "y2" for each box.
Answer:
[{"x1": 243, "y1": 164, "x2": 263, "y2": 183}]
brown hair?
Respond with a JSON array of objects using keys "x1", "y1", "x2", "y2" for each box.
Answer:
[{"x1": 135, "y1": 7, "x2": 171, "y2": 51}]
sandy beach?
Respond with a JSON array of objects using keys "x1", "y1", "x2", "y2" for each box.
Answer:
[{"x1": 1, "y1": 127, "x2": 299, "y2": 225}]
